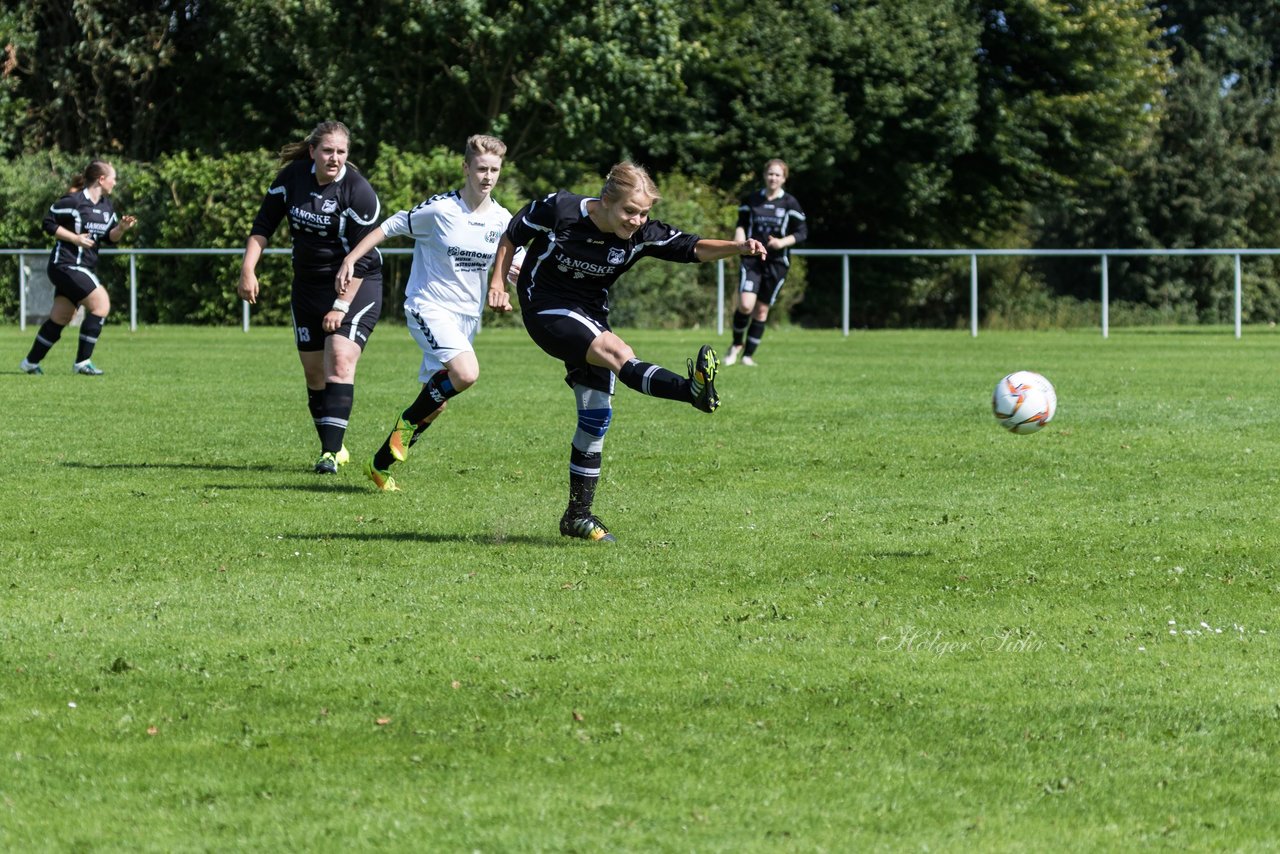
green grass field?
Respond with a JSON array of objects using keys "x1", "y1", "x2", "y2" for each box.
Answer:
[{"x1": 3, "y1": 322, "x2": 1279, "y2": 851}]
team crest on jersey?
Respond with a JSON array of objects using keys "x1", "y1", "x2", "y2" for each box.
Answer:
[
  {"x1": 321, "y1": 199, "x2": 338, "y2": 213},
  {"x1": 607, "y1": 248, "x2": 626, "y2": 265},
  {"x1": 485, "y1": 229, "x2": 501, "y2": 243}
]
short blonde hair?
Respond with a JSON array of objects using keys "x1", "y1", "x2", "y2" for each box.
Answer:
[
  {"x1": 465, "y1": 134, "x2": 507, "y2": 163},
  {"x1": 602, "y1": 161, "x2": 661, "y2": 205}
]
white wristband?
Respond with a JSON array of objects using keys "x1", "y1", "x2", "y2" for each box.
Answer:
[{"x1": 332, "y1": 299, "x2": 351, "y2": 313}]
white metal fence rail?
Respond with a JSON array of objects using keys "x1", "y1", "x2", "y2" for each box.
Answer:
[
  {"x1": 6, "y1": 246, "x2": 1278, "y2": 338},
  {"x1": 3, "y1": 247, "x2": 417, "y2": 333},
  {"x1": 718, "y1": 247, "x2": 1280, "y2": 340}
]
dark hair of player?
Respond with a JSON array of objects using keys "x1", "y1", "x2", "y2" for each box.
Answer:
[{"x1": 69, "y1": 160, "x2": 113, "y2": 192}]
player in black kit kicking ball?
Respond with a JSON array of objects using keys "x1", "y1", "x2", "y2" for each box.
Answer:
[{"x1": 487, "y1": 161, "x2": 767, "y2": 543}]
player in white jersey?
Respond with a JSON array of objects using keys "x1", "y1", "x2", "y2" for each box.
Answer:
[{"x1": 336, "y1": 134, "x2": 520, "y2": 492}]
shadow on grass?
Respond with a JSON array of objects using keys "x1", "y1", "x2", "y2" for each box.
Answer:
[
  {"x1": 203, "y1": 482, "x2": 373, "y2": 494},
  {"x1": 63, "y1": 461, "x2": 286, "y2": 473},
  {"x1": 61, "y1": 463, "x2": 374, "y2": 494},
  {"x1": 280, "y1": 531, "x2": 563, "y2": 547}
]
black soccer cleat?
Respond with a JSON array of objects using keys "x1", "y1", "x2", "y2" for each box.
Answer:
[
  {"x1": 559, "y1": 513, "x2": 617, "y2": 543},
  {"x1": 314, "y1": 451, "x2": 339, "y2": 474},
  {"x1": 687, "y1": 344, "x2": 720, "y2": 413}
]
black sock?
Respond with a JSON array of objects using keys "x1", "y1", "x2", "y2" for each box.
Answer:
[
  {"x1": 319, "y1": 382, "x2": 354, "y2": 454},
  {"x1": 567, "y1": 445, "x2": 601, "y2": 518},
  {"x1": 374, "y1": 421, "x2": 432, "y2": 471},
  {"x1": 373, "y1": 372, "x2": 459, "y2": 470},
  {"x1": 731, "y1": 310, "x2": 750, "y2": 347},
  {"x1": 372, "y1": 442, "x2": 397, "y2": 472},
  {"x1": 618, "y1": 358, "x2": 690, "y2": 402},
  {"x1": 75, "y1": 313, "x2": 104, "y2": 364},
  {"x1": 26, "y1": 319, "x2": 64, "y2": 364},
  {"x1": 408, "y1": 423, "x2": 432, "y2": 448},
  {"x1": 403, "y1": 370, "x2": 458, "y2": 423},
  {"x1": 743, "y1": 319, "x2": 767, "y2": 357},
  {"x1": 307, "y1": 387, "x2": 325, "y2": 444}
]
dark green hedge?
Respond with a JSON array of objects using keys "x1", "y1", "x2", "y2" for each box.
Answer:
[{"x1": 2, "y1": 149, "x2": 780, "y2": 330}]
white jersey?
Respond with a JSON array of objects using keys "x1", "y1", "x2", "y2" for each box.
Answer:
[{"x1": 382, "y1": 190, "x2": 512, "y2": 318}]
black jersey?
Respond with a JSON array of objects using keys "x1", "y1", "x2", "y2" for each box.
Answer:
[
  {"x1": 250, "y1": 160, "x2": 382, "y2": 278},
  {"x1": 43, "y1": 190, "x2": 120, "y2": 271},
  {"x1": 736, "y1": 189, "x2": 807, "y2": 264},
  {"x1": 506, "y1": 190, "x2": 702, "y2": 314}
]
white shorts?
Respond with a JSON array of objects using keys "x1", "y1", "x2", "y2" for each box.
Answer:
[{"x1": 406, "y1": 306, "x2": 480, "y2": 383}]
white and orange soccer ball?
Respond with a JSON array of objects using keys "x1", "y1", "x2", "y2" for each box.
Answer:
[{"x1": 992, "y1": 371, "x2": 1057, "y2": 434}]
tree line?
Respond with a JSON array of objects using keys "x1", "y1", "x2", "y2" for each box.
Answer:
[{"x1": 2, "y1": 0, "x2": 1277, "y2": 328}]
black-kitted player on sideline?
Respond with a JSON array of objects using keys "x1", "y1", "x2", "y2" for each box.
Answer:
[
  {"x1": 238, "y1": 120, "x2": 384, "y2": 474},
  {"x1": 21, "y1": 160, "x2": 137, "y2": 376},
  {"x1": 724, "y1": 158, "x2": 807, "y2": 367},
  {"x1": 487, "y1": 161, "x2": 767, "y2": 543}
]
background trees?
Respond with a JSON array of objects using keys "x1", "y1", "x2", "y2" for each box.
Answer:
[
  {"x1": 1038, "y1": 0, "x2": 1280, "y2": 323},
  {"x1": 2, "y1": 0, "x2": 1276, "y2": 327}
]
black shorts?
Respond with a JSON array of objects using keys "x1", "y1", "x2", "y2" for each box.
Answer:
[
  {"x1": 739, "y1": 257, "x2": 790, "y2": 306},
  {"x1": 47, "y1": 264, "x2": 101, "y2": 303},
  {"x1": 291, "y1": 271, "x2": 382, "y2": 353},
  {"x1": 521, "y1": 302, "x2": 616, "y2": 394}
]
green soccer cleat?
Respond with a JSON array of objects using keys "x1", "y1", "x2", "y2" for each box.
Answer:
[
  {"x1": 364, "y1": 458, "x2": 401, "y2": 492},
  {"x1": 687, "y1": 344, "x2": 720, "y2": 413},
  {"x1": 386, "y1": 413, "x2": 417, "y2": 462},
  {"x1": 73, "y1": 360, "x2": 104, "y2": 376},
  {"x1": 20, "y1": 359, "x2": 43, "y2": 375},
  {"x1": 335, "y1": 444, "x2": 350, "y2": 466},
  {"x1": 314, "y1": 451, "x2": 339, "y2": 474},
  {"x1": 559, "y1": 513, "x2": 617, "y2": 543}
]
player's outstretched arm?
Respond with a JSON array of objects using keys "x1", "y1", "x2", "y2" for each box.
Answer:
[
  {"x1": 336, "y1": 227, "x2": 388, "y2": 295},
  {"x1": 324, "y1": 274, "x2": 364, "y2": 334},
  {"x1": 487, "y1": 235, "x2": 517, "y2": 313},
  {"x1": 108, "y1": 215, "x2": 137, "y2": 244},
  {"x1": 238, "y1": 234, "x2": 269, "y2": 304},
  {"x1": 694, "y1": 237, "x2": 767, "y2": 263}
]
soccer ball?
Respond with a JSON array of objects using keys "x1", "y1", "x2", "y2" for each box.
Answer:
[{"x1": 992, "y1": 371, "x2": 1057, "y2": 434}]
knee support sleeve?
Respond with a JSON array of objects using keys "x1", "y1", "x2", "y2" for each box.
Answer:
[{"x1": 572, "y1": 384, "x2": 612, "y2": 454}]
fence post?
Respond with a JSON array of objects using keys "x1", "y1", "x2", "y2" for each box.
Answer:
[
  {"x1": 970, "y1": 254, "x2": 978, "y2": 337},
  {"x1": 841, "y1": 253, "x2": 850, "y2": 337},
  {"x1": 1234, "y1": 254, "x2": 1242, "y2": 339},
  {"x1": 129, "y1": 252, "x2": 138, "y2": 331},
  {"x1": 1100, "y1": 254, "x2": 1109, "y2": 339},
  {"x1": 19, "y1": 253, "x2": 28, "y2": 332},
  {"x1": 716, "y1": 258, "x2": 725, "y2": 337}
]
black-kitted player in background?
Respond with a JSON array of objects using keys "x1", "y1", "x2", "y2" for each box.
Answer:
[
  {"x1": 725, "y1": 158, "x2": 807, "y2": 366},
  {"x1": 487, "y1": 161, "x2": 767, "y2": 543},
  {"x1": 21, "y1": 160, "x2": 137, "y2": 376},
  {"x1": 238, "y1": 120, "x2": 384, "y2": 474}
]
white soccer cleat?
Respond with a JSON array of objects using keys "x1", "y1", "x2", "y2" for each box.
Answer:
[{"x1": 73, "y1": 360, "x2": 104, "y2": 375}]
